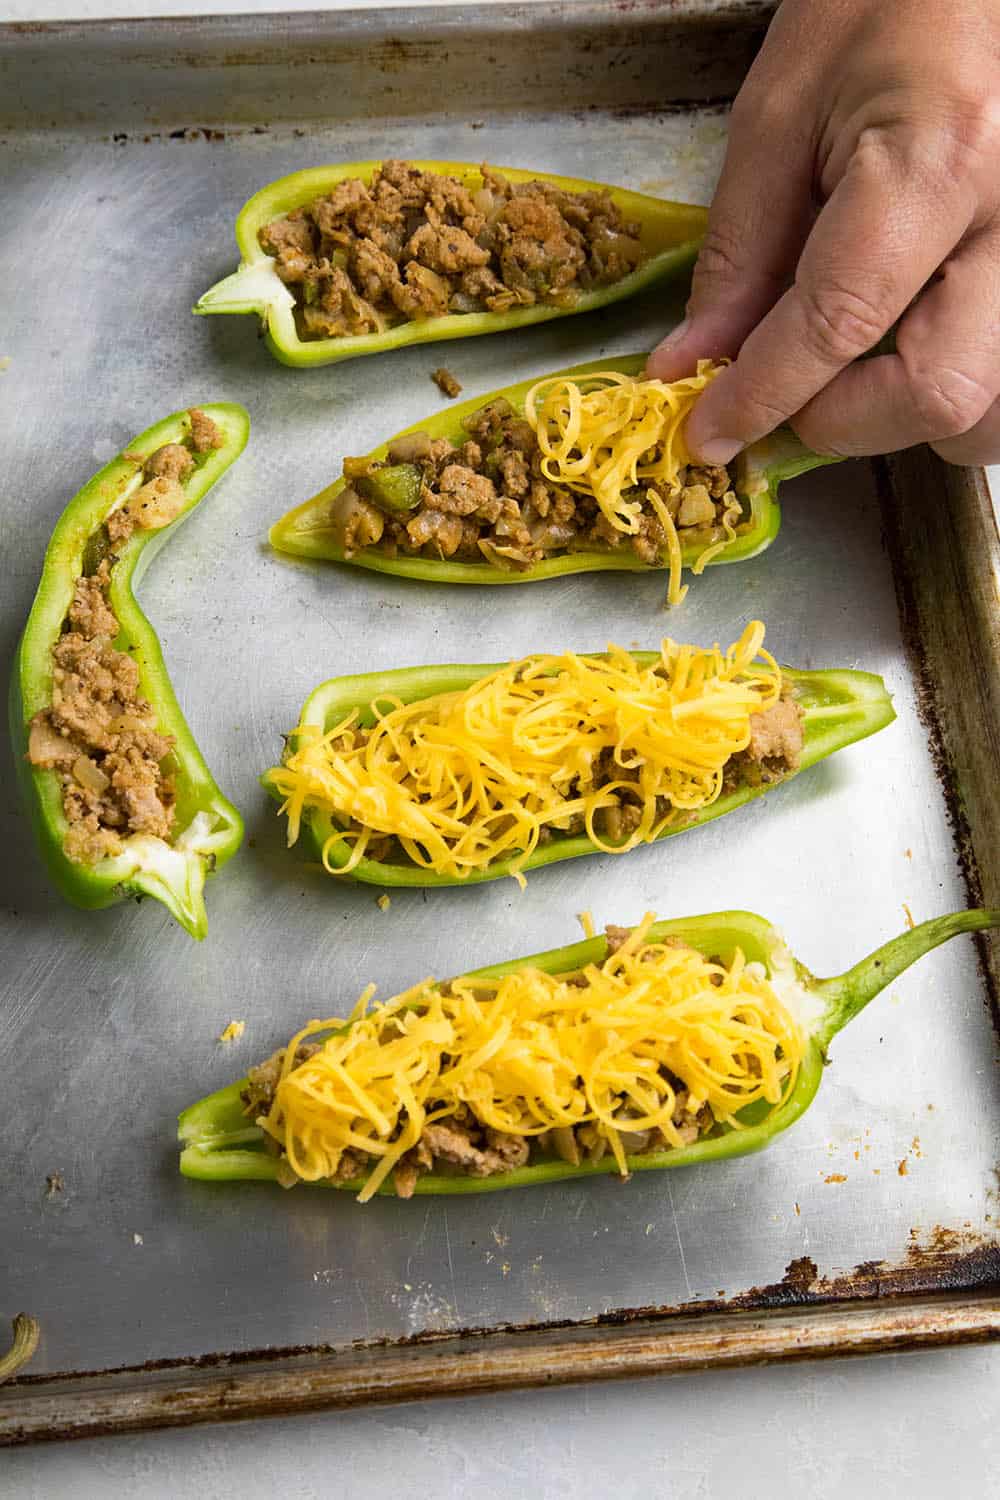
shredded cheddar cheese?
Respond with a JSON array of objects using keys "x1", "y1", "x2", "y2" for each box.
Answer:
[
  {"x1": 524, "y1": 364, "x2": 725, "y2": 533},
  {"x1": 523, "y1": 363, "x2": 729, "y2": 603},
  {"x1": 270, "y1": 622, "x2": 781, "y2": 882},
  {"x1": 259, "y1": 913, "x2": 803, "y2": 1202},
  {"x1": 218, "y1": 1020, "x2": 246, "y2": 1042},
  {"x1": 691, "y1": 506, "x2": 739, "y2": 576}
]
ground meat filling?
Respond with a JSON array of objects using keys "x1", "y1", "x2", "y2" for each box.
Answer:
[
  {"x1": 328, "y1": 397, "x2": 743, "y2": 570},
  {"x1": 320, "y1": 683, "x2": 804, "y2": 868},
  {"x1": 723, "y1": 689, "x2": 805, "y2": 792},
  {"x1": 26, "y1": 409, "x2": 224, "y2": 866},
  {"x1": 243, "y1": 936, "x2": 715, "y2": 1197},
  {"x1": 259, "y1": 160, "x2": 647, "y2": 341}
]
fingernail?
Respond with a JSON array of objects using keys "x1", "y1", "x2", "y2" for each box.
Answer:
[
  {"x1": 658, "y1": 317, "x2": 690, "y2": 351},
  {"x1": 692, "y1": 437, "x2": 742, "y2": 465}
]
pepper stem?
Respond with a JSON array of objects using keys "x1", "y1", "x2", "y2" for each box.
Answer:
[
  {"x1": 815, "y1": 908, "x2": 1000, "y2": 1046},
  {"x1": 0, "y1": 1314, "x2": 40, "y2": 1384},
  {"x1": 194, "y1": 262, "x2": 293, "y2": 317}
]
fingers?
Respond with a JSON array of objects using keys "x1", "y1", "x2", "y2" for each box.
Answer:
[
  {"x1": 646, "y1": 93, "x2": 815, "y2": 383},
  {"x1": 683, "y1": 129, "x2": 976, "y2": 463},
  {"x1": 790, "y1": 223, "x2": 1000, "y2": 459},
  {"x1": 929, "y1": 400, "x2": 1000, "y2": 466}
]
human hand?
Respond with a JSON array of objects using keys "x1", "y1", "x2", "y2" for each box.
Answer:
[{"x1": 647, "y1": 0, "x2": 1000, "y2": 466}]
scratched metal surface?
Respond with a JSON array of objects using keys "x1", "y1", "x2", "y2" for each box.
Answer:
[{"x1": 0, "y1": 11, "x2": 998, "y2": 1383}]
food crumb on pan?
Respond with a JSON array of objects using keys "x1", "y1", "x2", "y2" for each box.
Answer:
[
  {"x1": 377, "y1": 893, "x2": 391, "y2": 911},
  {"x1": 898, "y1": 1159, "x2": 909, "y2": 1176},
  {"x1": 823, "y1": 1173, "x2": 847, "y2": 1184},
  {"x1": 0, "y1": 356, "x2": 10, "y2": 373},
  {"x1": 794, "y1": 1201, "x2": 801, "y2": 1215},
  {"x1": 45, "y1": 1171, "x2": 64, "y2": 1198},
  {"x1": 432, "y1": 366, "x2": 463, "y2": 399},
  {"x1": 902, "y1": 902, "x2": 916, "y2": 929},
  {"x1": 904, "y1": 847, "x2": 912, "y2": 859},
  {"x1": 218, "y1": 1019, "x2": 246, "y2": 1042},
  {"x1": 133, "y1": 1232, "x2": 144, "y2": 1246}
]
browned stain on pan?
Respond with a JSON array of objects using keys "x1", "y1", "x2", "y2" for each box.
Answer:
[{"x1": 726, "y1": 1231, "x2": 1000, "y2": 1310}]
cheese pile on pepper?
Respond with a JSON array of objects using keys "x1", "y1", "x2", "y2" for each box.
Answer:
[
  {"x1": 257, "y1": 913, "x2": 803, "y2": 1201},
  {"x1": 270, "y1": 621, "x2": 782, "y2": 882},
  {"x1": 524, "y1": 360, "x2": 727, "y2": 603}
]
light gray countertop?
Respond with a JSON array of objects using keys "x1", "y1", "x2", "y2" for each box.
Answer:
[
  {"x1": 2, "y1": 1, "x2": 997, "y2": 1492},
  {"x1": 1, "y1": 1344, "x2": 998, "y2": 1497}
]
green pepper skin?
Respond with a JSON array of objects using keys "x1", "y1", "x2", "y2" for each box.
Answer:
[
  {"x1": 178, "y1": 907, "x2": 1000, "y2": 1194},
  {"x1": 260, "y1": 656, "x2": 895, "y2": 889},
  {"x1": 10, "y1": 405, "x2": 249, "y2": 939},
  {"x1": 194, "y1": 162, "x2": 707, "y2": 368},
  {"x1": 270, "y1": 355, "x2": 834, "y2": 583}
]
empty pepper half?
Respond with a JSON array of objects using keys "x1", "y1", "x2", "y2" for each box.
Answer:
[
  {"x1": 10, "y1": 404, "x2": 249, "y2": 939},
  {"x1": 178, "y1": 906, "x2": 999, "y2": 1199},
  {"x1": 270, "y1": 356, "x2": 833, "y2": 593},
  {"x1": 194, "y1": 160, "x2": 707, "y2": 367},
  {"x1": 261, "y1": 622, "x2": 895, "y2": 890}
]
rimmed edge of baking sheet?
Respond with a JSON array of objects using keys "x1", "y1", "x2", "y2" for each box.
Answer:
[{"x1": 3, "y1": 1290, "x2": 999, "y2": 1444}]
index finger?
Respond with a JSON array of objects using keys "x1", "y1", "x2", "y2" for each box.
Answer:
[
  {"x1": 684, "y1": 130, "x2": 976, "y2": 463},
  {"x1": 645, "y1": 100, "x2": 815, "y2": 383}
]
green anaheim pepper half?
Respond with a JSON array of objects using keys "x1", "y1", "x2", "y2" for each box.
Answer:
[
  {"x1": 269, "y1": 355, "x2": 834, "y2": 583},
  {"x1": 260, "y1": 656, "x2": 895, "y2": 889},
  {"x1": 194, "y1": 162, "x2": 707, "y2": 368},
  {"x1": 10, "y1": 404, "x2": 249, "y2": 939},
  {"x1": 178, "y1": 906, "x2": 1000, "y2": 1195}
]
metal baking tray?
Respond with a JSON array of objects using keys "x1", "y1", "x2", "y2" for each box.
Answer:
[{"x1": 1, "y1": 1, "x2": 998, "y2": 1445}]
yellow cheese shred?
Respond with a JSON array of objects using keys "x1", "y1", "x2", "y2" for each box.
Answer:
[
  {"x1": 270, "y1": 621, "x2": 781, "y2": 882},
  {"x1": 524, "y1": 364, "x2": 725, "y2": 534},
  {"x1": 259, "y1": 913, "x2": 804, "y2": 1202},
  {"x1": 691, "y1": 505, "x2": 740, "y2": 576},
  {"x1": 522, "y1": 362, "x2": 733, "y2": 605}
]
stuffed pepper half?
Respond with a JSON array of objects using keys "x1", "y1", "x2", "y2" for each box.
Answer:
[
  {"x1": 11, "y1": 405, "x2": 248, "y2": 938},
  {"x1": 262, "y1": 621, "x2": 895, "y2": 889},
  {"x1": 271, "y1": 357, "x2": 834, "y2": 601},
  {"x1": 195, "y1": 160, "x2": 706, "y2": 367},
  {"x1": 179, "y1": 907, "x2": 1000, "y2": 1199}
]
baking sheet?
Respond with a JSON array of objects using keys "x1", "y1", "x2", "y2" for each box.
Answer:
[{"x1": 1, "y1": 6, "x2": 998, "y2": 1394}]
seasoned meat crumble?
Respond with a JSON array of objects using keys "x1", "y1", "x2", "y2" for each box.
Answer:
[
  {"x1": 327, "y1": 395, "x2": 743, "y2": 571},
  {"x1": 431, "y1": 366, "x2": 462, "y2": 399},
  {"x1": 27, "y1": 409, "x2": 224, "y2": 866},
  {"x1": 259, "y1": 160, "x2": 647, "y2": 341}
]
